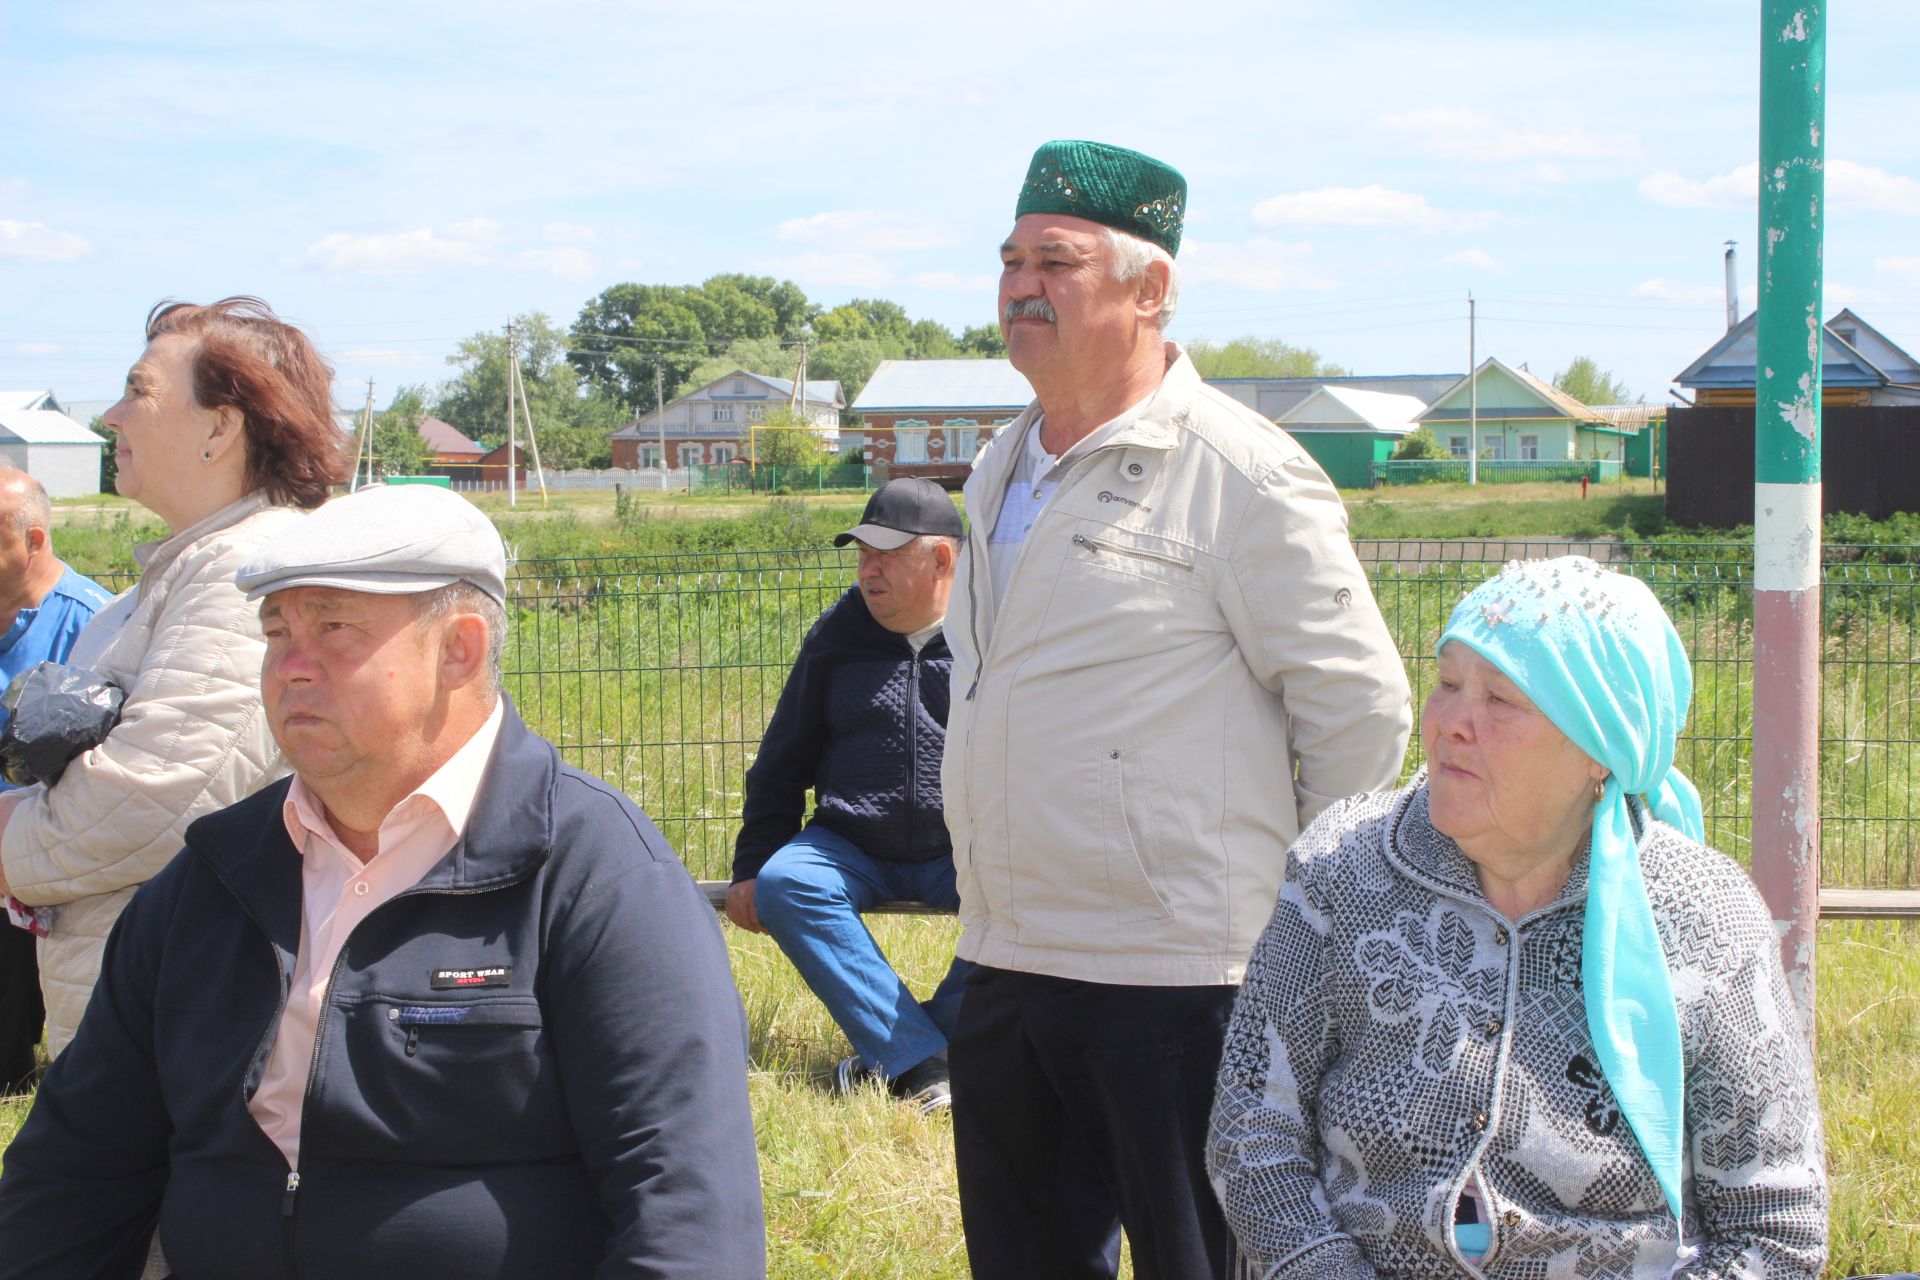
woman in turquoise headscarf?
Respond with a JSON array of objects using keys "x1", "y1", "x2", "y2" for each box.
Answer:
[{"x1": 1206, "y1": 556, "x2": 1826, "y2": 1278}]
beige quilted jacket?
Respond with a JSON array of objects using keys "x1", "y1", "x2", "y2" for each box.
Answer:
[{"x1": 3, "y1": 492, "x2": 300, "y2": 1054}]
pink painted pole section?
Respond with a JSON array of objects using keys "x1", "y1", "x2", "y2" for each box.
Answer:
[
  {"x1": 1749, "y1": 588, "x2": 1821, "y2": 1022},
  {"x1": 1753, "y1": 0, "x2": 1825, "y2": 1038}
]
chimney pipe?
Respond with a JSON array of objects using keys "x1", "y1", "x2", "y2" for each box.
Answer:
[{"x1": 1724, "y1": 240, "x2": 1739, "y2": 330}]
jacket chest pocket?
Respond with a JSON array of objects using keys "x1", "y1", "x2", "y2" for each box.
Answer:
[
  {"x1": 1067, "y1": 523, "x2": 1207, "y2": 594},
  {"x1": 325, "y1": 996, "x2": 566, "y2": 1162}
]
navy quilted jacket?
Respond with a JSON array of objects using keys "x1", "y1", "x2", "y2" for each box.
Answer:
[{"x1": 732, "y1": 586, "x2": 951, "y2": 881}]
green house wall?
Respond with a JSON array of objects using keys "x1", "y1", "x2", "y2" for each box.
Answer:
[{"x1": 1288, "y1": 431, "x2": 1399, "y2": 489}]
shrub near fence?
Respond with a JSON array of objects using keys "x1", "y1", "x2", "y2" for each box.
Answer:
[
  {"x1": 502, "y1": 541, "x2": 1920, "y2": 891},
  {"x1": 1371, "y1": 459, "x2": 1623, "y2": 486}
]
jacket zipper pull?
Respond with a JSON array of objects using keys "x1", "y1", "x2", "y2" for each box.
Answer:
[
  {"x1": 404, "y1": 1026, "x2": 420, "y2": 1057},
  {"x1": 282, "y1": 1171, "x2": 301, "y2": 1216}
]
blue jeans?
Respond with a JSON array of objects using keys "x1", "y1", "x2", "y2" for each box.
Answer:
[{"x1": 753, "y1": 825, "x2": 967, "y2": 1079}]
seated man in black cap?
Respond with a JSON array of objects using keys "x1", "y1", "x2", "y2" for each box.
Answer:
[
  {"x1": 724, "y1": 477, "x2": 965, "y2": 1114},
  {"x1": 0, "y1": 484, "x2": 765, "y2": 1279}
]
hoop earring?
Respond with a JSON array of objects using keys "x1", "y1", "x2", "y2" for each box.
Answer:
[{"x1": 1593, "y1": 778, "x2": 1606, "y2": 802}]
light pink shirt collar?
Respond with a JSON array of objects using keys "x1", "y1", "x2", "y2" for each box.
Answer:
[{"x1": 280, "y1": 699, "x2": 506, "y2": 869}]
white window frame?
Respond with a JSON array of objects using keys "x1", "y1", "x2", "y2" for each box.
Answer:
[
  {"x1": 677, "y1": 443, "x2": 703, "y2": 467},
  {"x1": 893, "y1": 419, "x2": 929, "y2": 465},
  {"x1": 1448, "y1": 434, "x2": 1469, "y2": 459},
  {"x1": 1518, "y1": 434, "x2": 1540, "y2": 462},
  {"x1": 712, "y1": 405, "x2": 733, "y2": 424},
  {"x1": 746, "y1": 405, "x2": 763, "y2": 422},
  {"x1": 732, "y1": 379, "x2": 746, "y2": 395},
  {"x1": 943, "y1": 419, "x2": 978, "y2": 461},
  {"x1": 710, "y1": 444, "x2": 735, "y2": 464}
]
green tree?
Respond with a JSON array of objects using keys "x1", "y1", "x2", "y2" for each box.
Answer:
[
  {"x1": 681, "y1": 337, "x2": 799, "y2": 394},
  {"x1": 1552, "y1": 356, "x2": 1635, "y2": 407},
  {"x1": 752, "y1": 405, "x2": 834, "y2": 470},
  {"x1": 1390, "y1": 427, "x2": 1447, "y2": 461},
  {"x1": 570, "y1": 275, "x2": 820, "y2": 410},
  {"x1": 435, "y1": 313, "x2": 622, "y2": 468},
  {"x1": 358, "y1": 384, "x2": 434, "y2": 478},
  {"x1": 89, "y1": 416, "x2": 117, "y2": 493},
  {"x1": 1186, "y1": 337, "x2": 1347, "y2": 379},
  {"x1": 806, "y1": 338, "x2": 891, "y2": 407},
  {"x1": 958, "y1": 323, "x2": 1007, "y2": 358}
]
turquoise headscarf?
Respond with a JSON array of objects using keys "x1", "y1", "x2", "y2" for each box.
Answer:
[{"x1": 1437, "y1": 556, "x2": 1702, "y2": 1223}]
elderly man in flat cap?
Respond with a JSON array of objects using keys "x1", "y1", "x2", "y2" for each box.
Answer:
[
  {"x1": 0, "y1": 485, "x2": 765, "y2": 1280},
  {"x1": 941, "y1": 140, "x2": 1412, "y2": 1278}
]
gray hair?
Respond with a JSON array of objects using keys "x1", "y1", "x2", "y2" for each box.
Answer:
[
  {"x1": 0, "y1": 467, "x2": 51, "y2": 540},
  {"x1": 412, "y1": 582, "x2": 506, "y2": 697},
  {"x1": 1104, "y1": 227, "x2": 1180, "y2": 329}
]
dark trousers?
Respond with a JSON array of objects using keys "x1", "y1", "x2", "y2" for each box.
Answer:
[
  {"x1": 949, "y1": 965, "x2": 1236, "y2": 1280},
  {"x1": 0, "y1": 924, "x2": 42, "y2": 1093}
]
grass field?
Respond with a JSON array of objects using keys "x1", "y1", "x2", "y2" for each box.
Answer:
[{"x1": 3, "y1": 915, "x2": 1913, "y2": 1275}]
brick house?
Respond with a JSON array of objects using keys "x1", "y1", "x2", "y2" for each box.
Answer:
[
  {"x1": 850, "y1": 359, "x2": 1034, "y2": 486},
  {"x1": 610, "y1": 370, "x2": 843, "y2": 470}
]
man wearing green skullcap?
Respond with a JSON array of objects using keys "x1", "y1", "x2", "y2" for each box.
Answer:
[{"x1": 941, "y1": 140, "x2": 1413, "y2": 1279}]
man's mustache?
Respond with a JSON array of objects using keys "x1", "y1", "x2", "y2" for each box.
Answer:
[{"x1": 1003, "y1": 297, "x2": 1056, "y2": 324}]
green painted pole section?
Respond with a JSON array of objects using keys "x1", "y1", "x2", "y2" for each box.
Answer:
[{"x1": 1756, "y1": 0, "x2": 1824, "y2": 486}]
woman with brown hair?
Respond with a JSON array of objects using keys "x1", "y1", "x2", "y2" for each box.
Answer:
[{"x1": 0, "y1": 297, "x2": 349, "y2": 1058}]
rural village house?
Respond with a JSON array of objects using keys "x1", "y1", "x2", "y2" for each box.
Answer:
[{"x1": 611, "y1": 370, "x2": 843, "y2": 470}]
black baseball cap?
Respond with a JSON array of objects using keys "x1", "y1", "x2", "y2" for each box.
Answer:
[{"x1": 834, "y1": 478, "x2": 964, "y2": 550}]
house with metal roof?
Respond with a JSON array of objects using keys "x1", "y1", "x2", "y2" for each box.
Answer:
[
  {"x1": 1274, "y1": 386, "x2": 1426, "y2": 489},
  {"x1": 0, "y1": 391, "x2": 105, "y2": 497},
  {"x1": 1673, "y1": 309, "x2": 1920, "y2": 408},
  {"x1": 850, "y1": 359, "x2": 1035, "y2": 485},
  {"x1": 1416, "y1": 358, "x2": 1635, "y2": 465},
  {"x1": 1208, "y1": 373, "x2": 1460, "y2": 423},
  {"x1": 610, "y1": 370, "x2": 843, "y2": 470}
]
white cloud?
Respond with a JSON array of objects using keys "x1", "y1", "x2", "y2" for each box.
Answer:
[
  {"x1": 13, "y1": 342, "x2": 59, "y2": 354},
  {"x1": 0, "y1": 219, "x2": 91, "y2": 263},
  {"x1": 543, "y1": 222, "x2": 598, "y2": 245},
  {"x1": 1877, "y1": 256, "x2": 1920, "y2": 286},
  {"x1": 1632, "y1": 278, "x2": 1727, "y2": 305},
  {"x1": 753, "y1": 251, "x2": 896, "y2": 289},
  {"x1": 300, "y1": 224, "x2": 496, "y2": 275},
  {"x1": 513, "y1": 247, "x2": 599, "y2": 281},
  {"x1": 1381, "y1": 107, "x2": 1641, "y2": 162},
  {"x1": 1444, "y1": 249, "x2": 1500, "y2": 271},
  {"x1": 1179, "y1": 238, "x2": 1336, "y2": 292},
  {"x1": 1830, "y1": 160, "x2": 1920, "y2": 215},
  {"x1": 908, "y1": 270, "x2": 997, "y2": 294},
  {"x1": 1640, "y1": 159, "x2": 1920, "y2": 214},
  {"x1": 775, "y1": 210, "x2": 958, "y2": 252},
  {"x1": 1253, "y1": 185, "x2": 1494, "y2": 233}
]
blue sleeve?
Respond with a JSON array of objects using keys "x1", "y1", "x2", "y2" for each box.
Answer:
[
  {"x1": 545, "y1": 784, "x2": 765, "y2": 1280},
  {"x1": 0, "y1": 866, "x2": 180, "y2": 1278}
]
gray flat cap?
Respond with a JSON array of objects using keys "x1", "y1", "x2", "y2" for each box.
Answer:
[{"x1": 236, "y1": 484, "x2": 508, "y2": 603}]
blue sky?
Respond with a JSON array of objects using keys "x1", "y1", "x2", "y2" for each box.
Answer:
[{"x1": 4, "y1": 0, "x2": 1917, "y2": 410}]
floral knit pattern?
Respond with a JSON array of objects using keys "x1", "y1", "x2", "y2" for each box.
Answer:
[{"x1": 1206, "y1": 775, "x2": 1827, "y2": 1279}]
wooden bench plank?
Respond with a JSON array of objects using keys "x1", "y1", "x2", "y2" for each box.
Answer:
[{"x1": 701, "y1": 882, "x2": 1920, "y2": 920}]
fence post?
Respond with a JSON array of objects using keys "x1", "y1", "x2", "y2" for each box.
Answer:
[{"x1": 1752, "y1": 0, "x2": 1824, "y2": 1036}]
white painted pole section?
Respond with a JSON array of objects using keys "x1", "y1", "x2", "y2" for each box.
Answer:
[{"x1": 1754, "y1": 482, "x2": 1823, "y2": 592}]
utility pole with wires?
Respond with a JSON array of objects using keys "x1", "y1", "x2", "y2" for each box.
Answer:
[
  {"x1": 353, "y1": 377, "x2": 376, "y2": 491},
  {"x1": 655, "y1": 362, "x2": 667, "y2": 489},
  {"x1": 1467, "y1": 294, "x2": 1478, "y2": 486},
  {"x1": 502, "y1": 319, "x2": 549, "y2": 507}
]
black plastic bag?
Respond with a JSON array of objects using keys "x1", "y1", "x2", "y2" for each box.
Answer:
[{"x1": 0, "y1": 662, "x2": 127, "y2": 788}]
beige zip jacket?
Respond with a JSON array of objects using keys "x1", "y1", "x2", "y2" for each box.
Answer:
[
  {"x1": 942, "y1": 347, "x2": 1411, "y2": 986},
  {"x1": 3, "y1": 492, "x2": 300, "y2": 1054}
]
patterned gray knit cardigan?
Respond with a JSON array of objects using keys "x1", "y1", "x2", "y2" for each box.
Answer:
[{"x1": 1206, "y1": 772, "x2": 1826, "y2": 1279}]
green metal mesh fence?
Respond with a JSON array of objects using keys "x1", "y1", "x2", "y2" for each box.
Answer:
[{"x1": 499, "y1": 541, "x2": 1918, "y2": 889}]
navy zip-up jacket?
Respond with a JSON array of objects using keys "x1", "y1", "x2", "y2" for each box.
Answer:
[
  {"x1": 0, "y1": 700, "x2": 765, "y2": 1279},
  {"x1": 731, "y1": 586, "x2": 951, "y2": 883}
]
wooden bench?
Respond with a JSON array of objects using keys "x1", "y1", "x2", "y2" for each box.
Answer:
[{"x1": 700, "y1": 882, "x2": 1920, "y2": 920}]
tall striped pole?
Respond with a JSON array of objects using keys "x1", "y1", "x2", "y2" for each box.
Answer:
[{"x1": 1752, "y1": 0, "x2": 1824, "y2": 1034}]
